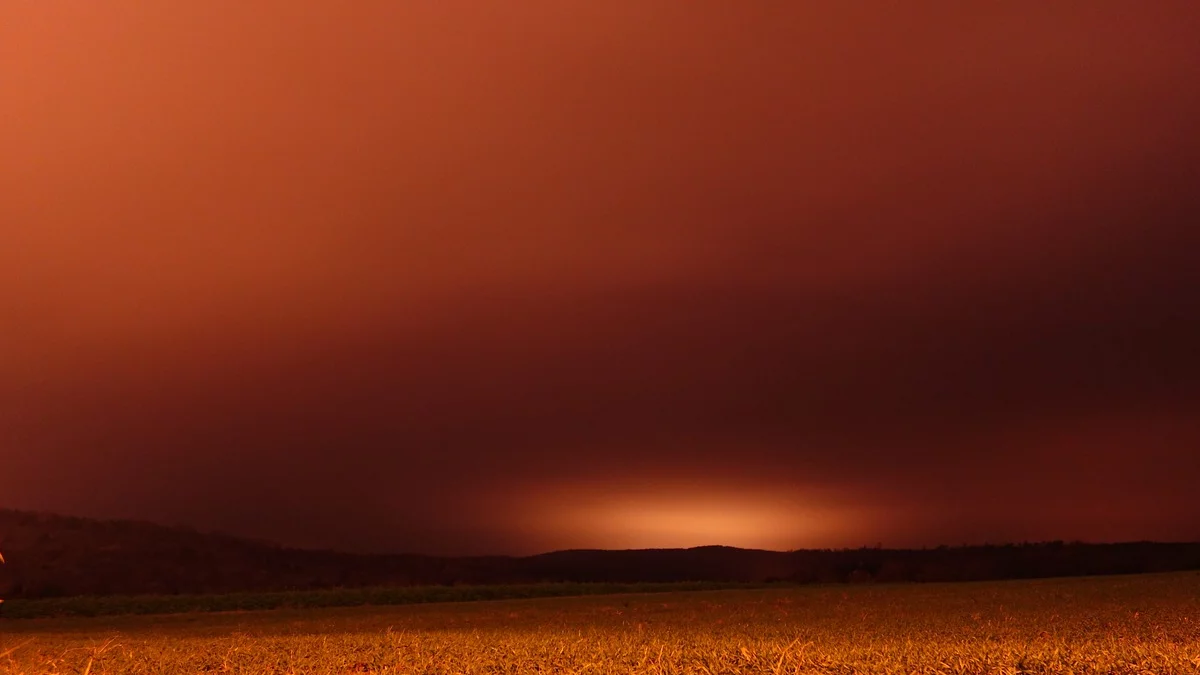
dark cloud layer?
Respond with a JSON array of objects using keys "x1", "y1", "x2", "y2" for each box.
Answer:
[{"x1": 2, "y1": 2, "x2": 1199, "y2": 553}]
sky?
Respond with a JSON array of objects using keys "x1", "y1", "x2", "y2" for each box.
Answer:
[{"x1": 2, "y1": 2, "x2": 1198, "y2": 555}]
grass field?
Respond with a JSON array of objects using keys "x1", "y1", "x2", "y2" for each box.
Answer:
[
  {"x1": 0, "y1": 582, "x2": 761, "y2": 620},
  {"x1": 1, "y1": 573, "x2": 1198, "y2": 674}
]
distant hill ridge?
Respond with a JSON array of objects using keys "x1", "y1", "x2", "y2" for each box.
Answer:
[{"x1": 2, "y1": 508, "x2": 1199, "y2": 599}]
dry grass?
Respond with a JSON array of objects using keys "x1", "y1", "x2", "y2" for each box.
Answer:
[{"x1": 1, "y1": 572, "x2": 1198, "y2": 674}]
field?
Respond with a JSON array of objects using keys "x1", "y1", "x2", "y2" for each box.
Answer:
[
  {"x1": 0, "y1": 583, "x2": 758, "y2": 620},
  {"x1": 1, "y1": 573, "x2": 1198, "y2": 674}
]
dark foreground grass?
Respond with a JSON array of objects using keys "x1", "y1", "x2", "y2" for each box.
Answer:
[
  {"x1": 0, "y1": 582, "x2": 760, "y2": 620},
  {"x1": 1, "y1": 572, "x2": 1198, "y2": 674}
]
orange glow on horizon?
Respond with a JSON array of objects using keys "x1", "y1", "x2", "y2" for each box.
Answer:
[{"x1": 515, "y1": 485, "x2": 870, "y2": 552}]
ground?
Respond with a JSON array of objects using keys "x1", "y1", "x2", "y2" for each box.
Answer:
[{"x1": 1, "y1": 573, "x2": 1198, "y2": 674}]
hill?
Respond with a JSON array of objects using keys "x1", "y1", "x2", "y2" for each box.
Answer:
[{"x1": 2, "y1": 509, "x2": 1199, "y2": 599}]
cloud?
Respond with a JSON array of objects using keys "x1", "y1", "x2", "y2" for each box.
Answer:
[{"x1": 1, "y1": 1, "x2": 1198, "y2": 552}]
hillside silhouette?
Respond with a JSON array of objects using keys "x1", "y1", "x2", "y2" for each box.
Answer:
[{"x1": 2, "y1": 509, "x2": 1199, "y2": 599}]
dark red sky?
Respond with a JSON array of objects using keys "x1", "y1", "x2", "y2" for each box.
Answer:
[{"x1": 2, "y1": 2, "x2": 1199, "y2": 554}]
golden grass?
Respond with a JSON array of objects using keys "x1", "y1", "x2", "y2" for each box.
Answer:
[{"x1": 1, "y1": 572, "x2": 1198, "y2": 674}]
